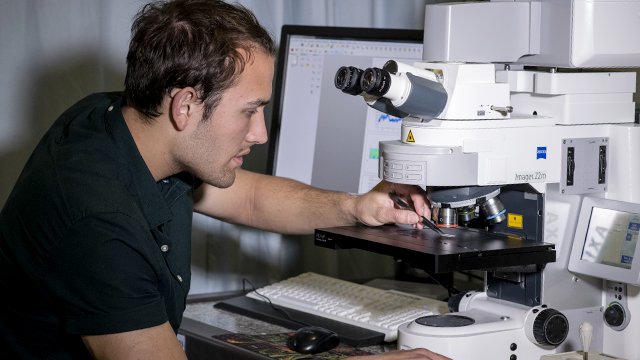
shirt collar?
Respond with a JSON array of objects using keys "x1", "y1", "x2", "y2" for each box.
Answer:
[{"x1": 105, "y1": 95, "x2": 173, "y2": 228}]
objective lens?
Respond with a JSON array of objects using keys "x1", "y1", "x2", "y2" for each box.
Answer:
[
  {"x1": 335, "y1": 66, "x2": 364, "y2": 95},
  {"x1": 437, "y1": 207, "x2": 458, "y2": 228},
  {"x1": 457, "y1": 206, "x2": 476, "y2": 224},
  {"x1": 481, "y1": 197, "x2": 506, "y2": 224},
  {"x1": 360, "y1": 67, "x2": 392, "y2": 97}
]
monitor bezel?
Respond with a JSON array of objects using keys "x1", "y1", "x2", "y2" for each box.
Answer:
[
  {"x1": 568, "y1": 196, "x2": 640, "y2": 286},
  {"x1": 265, "y1": 25, "x2": 424, "y2": 176}
]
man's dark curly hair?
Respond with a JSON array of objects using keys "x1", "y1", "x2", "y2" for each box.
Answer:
[{"x1": 123, "y1": 0, "x2": 275, "y2": 122}]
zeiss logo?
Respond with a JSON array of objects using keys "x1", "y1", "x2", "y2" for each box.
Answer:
[{"x1": 536, "y1": 146, "x2": 547, "y2": 159}]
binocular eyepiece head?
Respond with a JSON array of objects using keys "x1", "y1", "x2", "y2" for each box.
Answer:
[
  {"x1": 335, "y1": 61, "x2": 448, "y2": 120},
  {"x1": 335, "y1": 65, "x2": 393, "y2": 98}
]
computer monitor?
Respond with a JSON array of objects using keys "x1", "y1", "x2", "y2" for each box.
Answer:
[
  {"x1": 267, "y1": 25, "x2": 424, "y2": 194},
  {"x1": 569, "y1": 196, "x2": 640, "y2": 286}
]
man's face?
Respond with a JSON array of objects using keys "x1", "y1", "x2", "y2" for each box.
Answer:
[{"x1": 176, "y1": 49, "x2": 274, "y2": 188}]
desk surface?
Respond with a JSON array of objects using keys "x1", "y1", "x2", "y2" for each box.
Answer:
[
  {"x1": 184, "y1": 298, "x2": 289, "y2": 334},
  {"x1": 181, "y1": 294, "x2": 394, "y2": 358}
]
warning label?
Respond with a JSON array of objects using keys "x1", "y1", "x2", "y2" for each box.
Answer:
[
  {"x1": 508, "y1": 213, "x2": 523, "y2": 229},
  {"x1": 406, "y1": 130, "x2": 415, "y2": 143}
]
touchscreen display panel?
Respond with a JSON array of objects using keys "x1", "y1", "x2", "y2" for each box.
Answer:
[{"x1": 581, "y1": 207, "x2": 640, "y2": 269}]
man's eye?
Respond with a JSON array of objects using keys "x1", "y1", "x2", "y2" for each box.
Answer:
[{"x1": 245, "y1": 109, "x2": 258, "y2": 117}]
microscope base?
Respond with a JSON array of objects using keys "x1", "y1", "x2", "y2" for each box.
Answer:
[
  {"x1": 541, "y1": 352, "x2": 626, "y2": 360},
  {"x1": 397, "y1": 306, "x2": 556, "y2": 359},
  {"x1": 397, "y1": 294, "x2": 604, "y2": 360}
]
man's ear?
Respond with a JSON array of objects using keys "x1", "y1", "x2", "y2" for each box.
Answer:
[{"x1": 169, "y1": 87, "x2": 198, "y2": 131}]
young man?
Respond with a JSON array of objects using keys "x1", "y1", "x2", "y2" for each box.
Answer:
[{"x1": 0, "y1": 1, "x2": 447, "y2": 359}]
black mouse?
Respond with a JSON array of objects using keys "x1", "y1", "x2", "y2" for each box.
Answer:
[{"x1": 287, "y1": 326, "x2": 340, "y2": 354}]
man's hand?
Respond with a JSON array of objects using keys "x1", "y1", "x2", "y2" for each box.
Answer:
[
  {"x1": 353, "y1": 182, "x2": 430, "y2": 228},
  {"x1": 348, "y1": 348, "x2": 451, "y2": 360}
]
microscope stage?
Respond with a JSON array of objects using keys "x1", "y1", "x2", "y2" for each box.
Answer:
[{"x1": 315, "y1": 225, "x2": 555, "y2": 273}]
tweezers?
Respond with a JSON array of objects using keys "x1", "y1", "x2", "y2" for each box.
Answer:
[{"x1": 389, "y1": 192, "x2": 445, "y2": 235}]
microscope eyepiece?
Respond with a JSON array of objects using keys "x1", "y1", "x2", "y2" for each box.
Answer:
[
  {"x1": 334, "y1": 66, "x2": 364, "y2": 95},
  {"x1": 360, "y1": 67, "x2": 392, "y2": 97}
]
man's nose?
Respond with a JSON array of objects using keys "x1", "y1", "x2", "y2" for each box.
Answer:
[{"x1": 248, "y1": 112, "x2": 268, "y2": 145}]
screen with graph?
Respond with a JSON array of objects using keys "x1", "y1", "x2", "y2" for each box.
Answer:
[{"x1": 267, "y1": 25, "x2": 424, "y2": 194}]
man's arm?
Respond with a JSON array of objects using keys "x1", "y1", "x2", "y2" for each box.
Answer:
[
  {"x1": 82, "y1": 322, "x2": 187, "y2": 360},
  {"x1": 193, "y1": 169, "x2": 429, "y2": 235}
]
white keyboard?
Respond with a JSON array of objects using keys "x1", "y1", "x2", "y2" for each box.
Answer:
[{"x1": 246, "y1": 272, "x2": 448, "y2": 342}]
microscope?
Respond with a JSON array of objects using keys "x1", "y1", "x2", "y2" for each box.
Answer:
[{"x1": 320, "y1": 1, "x2": 640, "y2": 359}]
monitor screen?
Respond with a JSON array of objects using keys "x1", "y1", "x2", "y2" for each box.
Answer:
[
  {"x1": 267, "y1": 25, "x2": 423, "y2": 194},
  {"x1": 569, "y1": 197, "x2": 640, "y2": 286}
]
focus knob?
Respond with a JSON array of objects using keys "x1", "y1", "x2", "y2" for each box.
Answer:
[
  {"x1": 532, "y1": 308, "x2": 569, "y2": 346},
  {"x1": 447, "y1": 292, "x2": 466, "y2": 312},
  {"x1": 604, "y1": 303, "x2": 625, "y2": 327}
]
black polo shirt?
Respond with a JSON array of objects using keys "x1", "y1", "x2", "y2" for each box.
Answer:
[{"x1": 0, "y1": 92, "x2": 198, "y2": 359}]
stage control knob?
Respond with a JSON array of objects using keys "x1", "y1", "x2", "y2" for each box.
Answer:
[
  {"x1": 604, "y1": 303, "x2": 625, "y2": 327},
  {"x1": 532, "y1": 308, "x2": 569, "y2": 346}
]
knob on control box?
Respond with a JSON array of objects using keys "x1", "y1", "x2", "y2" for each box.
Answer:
[{"x1": 604, "y1": 281, "x2": 630, "y2": 331}]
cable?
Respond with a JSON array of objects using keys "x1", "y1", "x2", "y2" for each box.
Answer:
[
  {"x1": 457, "y1": 270, "x2": 484, "y2": 282},
  {"x1": 421, "y1": 270, "x2": 461, "y2": 298},
  {"x1": 241, "y1": 278, "x2": 312, "y2": 327}
]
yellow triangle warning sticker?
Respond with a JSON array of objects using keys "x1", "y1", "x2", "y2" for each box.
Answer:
[{"x1": 406, "y1": 130, "x2": 415, "y2": 143}]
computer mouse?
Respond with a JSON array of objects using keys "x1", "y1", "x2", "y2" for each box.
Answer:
[{"x1": 287, "y1": 326, "x2": 340, "y2": 354}]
